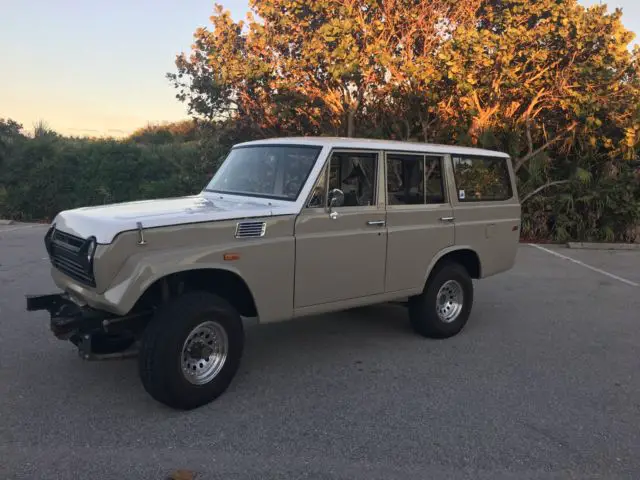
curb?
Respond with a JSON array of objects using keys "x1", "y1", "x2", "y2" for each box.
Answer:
[
  {"x1": 0, "y1": 219, "x2": 15, "y2": 225},
  {"x1": 566, "y1": 242, "x2": 640, "y2": 251}
]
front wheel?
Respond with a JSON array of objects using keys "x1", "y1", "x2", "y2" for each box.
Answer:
[
  {"x1": 138, "y1": 291, "x2": 244, "y2": 410},
  {"x1": 408, "y1": 262, "x2": 474, "y2": 339}
]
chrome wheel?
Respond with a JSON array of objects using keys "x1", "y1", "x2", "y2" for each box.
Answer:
[
  {"x1": 436, "y1": 280, "x2": 464, "y2": 323},
  {"x1": 181, "y1": 321, "x2": 228, "y2": 385}
]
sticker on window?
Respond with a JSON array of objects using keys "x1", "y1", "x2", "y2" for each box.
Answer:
[{"x1": 458, "y1": 190, "x2": 466, "y2": 200}]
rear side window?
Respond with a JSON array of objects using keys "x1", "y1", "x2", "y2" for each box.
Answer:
[
  {"x1": 386, "y1": 154, "x2": 424, "y2": 205},
  {"x1": 452, "y1": 156, "x2": 512, "y2": 202},
  {"x1": 424, "y1": 156, "x2": 445, "y2": 204},
  {"x1": 386, "y1": 154, "x2": 445, "y2": 205}
]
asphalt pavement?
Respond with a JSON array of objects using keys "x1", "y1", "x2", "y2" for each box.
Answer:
[{"x1": 1, "y1": 224, "x2": 639, "y2": 480}]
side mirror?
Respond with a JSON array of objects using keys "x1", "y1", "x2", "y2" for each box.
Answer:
[{"x1": 328, "y1": 188, "x2": 344, "y2": 211}]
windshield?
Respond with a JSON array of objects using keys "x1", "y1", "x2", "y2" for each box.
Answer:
[{"x1": 204, "y1": 145, "x2": 322, "y2": 201}]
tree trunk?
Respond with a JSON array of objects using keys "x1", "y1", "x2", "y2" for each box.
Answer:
[
  {"x1": 421, "y1": 121, "x2": 429, "y2": 143},
  {"x1": 404, "y1": 119, "x2": 411, "y2": 141},
  {"x1": 418, "y1": 110, "x2": 429, "y2": 143},
  {"x1": 347, "y1": 110, "x2": 356, "y2": 138},
  {"x1": 345, "y1": 85, "x2": 364, "y2": 138},
  {"x1": 520, "y1": 180, "x2": 569, "y2": 204},
  {"x1": 514, "y1": 122, "x2": 578, "y2": 172}
]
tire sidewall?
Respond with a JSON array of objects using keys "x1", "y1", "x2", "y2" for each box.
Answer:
[
  {"x1": 139, "y1": 292, "x2": 244, "y2": 410},
  {"x1": 410, "y1": 262, "x2": 474, "y2": 338},
  {"x1": 426, "y1": 264, "x2": 473, "y2": 335}
]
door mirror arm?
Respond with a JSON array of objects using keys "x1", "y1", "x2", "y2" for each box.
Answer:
[{"x1": 327, "y1": 188, "x2": 344, "y2": 219}]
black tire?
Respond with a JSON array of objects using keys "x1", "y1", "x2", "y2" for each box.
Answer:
[
  {"x1": 138, "y1": 291, "x2": 244, "y2": 410},
  {"x1": 408, "y1": 261, "x2": 474, "y2": 339}
]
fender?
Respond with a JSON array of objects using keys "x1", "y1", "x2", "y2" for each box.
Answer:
[{"x1": 99, "y1": 244, "x2": 255, "y2": 316}]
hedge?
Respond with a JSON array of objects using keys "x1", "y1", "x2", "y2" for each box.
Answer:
[{"x1": 0, "y1": 133, "x2": 227, "y2": 222}]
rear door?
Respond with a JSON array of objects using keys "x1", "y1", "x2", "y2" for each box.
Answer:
[
  {"x1": 446, "y1": 154, "x2": 521, "y2": 277},
  {"x1": 384, "y1": 152, "x2": 455, "y2": 292}
]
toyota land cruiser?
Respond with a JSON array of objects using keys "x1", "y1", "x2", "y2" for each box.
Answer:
[{"x1": 26, "y1": 137, "x2": 521, "y2": 410}]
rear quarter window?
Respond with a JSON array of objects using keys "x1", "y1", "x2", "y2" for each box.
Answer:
[{"x1": 451, "y1": 155, "x2": 513, "y2": 202}]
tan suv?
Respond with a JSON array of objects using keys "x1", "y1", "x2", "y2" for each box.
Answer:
[{"x1": 26, "y1": 137, "x2": 521, "y2": 410}]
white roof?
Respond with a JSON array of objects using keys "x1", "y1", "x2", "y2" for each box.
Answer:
[{"x1": 235, "y1": 136, "x2": 510, "y2": 158}]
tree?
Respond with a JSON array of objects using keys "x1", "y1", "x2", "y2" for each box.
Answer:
[
  {"x1": 169, "y1": 0, "x2": 482, "y2": 137},
  {"x1": 0, "y1": 118, "x2": 25, "y2": 165},
  {"x1": 434, "y1": 0, "x2": 639, "y2": 201}
]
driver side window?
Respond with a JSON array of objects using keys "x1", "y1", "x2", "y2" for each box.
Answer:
[
  {"x1": 306, "y1": 151, "x2": 379, "y2": 209},
  {"x1": 328, "y1": 152, "x2": 378, "y2": 207}
]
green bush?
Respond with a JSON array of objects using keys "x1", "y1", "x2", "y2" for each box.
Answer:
[
  {"x1": 521, "y1": 162, "x2": 640, "y2": 243},
  {"x1": 0, "y1": 132, "x2": 228, "y2": 222}
]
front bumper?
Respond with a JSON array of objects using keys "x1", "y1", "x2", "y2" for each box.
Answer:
[{"x1": 26, "y1": 292, "x2": 150, "y2": 358}]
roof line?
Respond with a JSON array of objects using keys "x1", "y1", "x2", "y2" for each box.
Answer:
[{"x1": 234, "y1": 136, "x2": 510, "y2": 158}]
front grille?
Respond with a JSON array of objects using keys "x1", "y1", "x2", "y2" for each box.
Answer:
[{"x1": 45, "y1": 228, "x2": 96, "y2": 287}]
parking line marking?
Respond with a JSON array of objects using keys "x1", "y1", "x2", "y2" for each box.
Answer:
[{"x1": 528, "y1": 243, "x2": 639, "y2": 288}]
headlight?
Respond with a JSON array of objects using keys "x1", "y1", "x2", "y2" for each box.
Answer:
[{"x1": 86, "y1": 237, "x2": 97, "y2": 264}]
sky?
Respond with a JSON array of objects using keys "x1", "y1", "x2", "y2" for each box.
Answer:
[{"x1": 1, "y1": 0, "x2": 638, "y2": 137}]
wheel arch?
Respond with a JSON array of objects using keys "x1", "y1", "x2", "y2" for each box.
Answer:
[
  {"x1": 131, "y1": 266, "x2": 258, "y2": 319},
  {"x1": 424, "y1": 246, "x2": 482, "y2": 283}
]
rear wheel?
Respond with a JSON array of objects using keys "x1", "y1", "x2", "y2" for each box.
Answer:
[
  {"x1": 138, "y1": 291, "x2": 244, "y2": 410},
  {"x1": 408, "y1": 262, "x2": 474, "y2": 339}
]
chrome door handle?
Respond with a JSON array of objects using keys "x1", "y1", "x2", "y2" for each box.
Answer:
[
  {"x1": 366, "y1": 220, "x2": 386, "y2": 227},
  {"x1": 439, "y1": 217, "x2": 455, "y2": 222},
  {"x1": 329, "y1": 211, "x2": 339, "y2": 220}
]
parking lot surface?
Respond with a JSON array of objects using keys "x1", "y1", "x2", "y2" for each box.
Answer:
[{"x1": 1, "y1": 224, "x2": 640, "y2": 479}]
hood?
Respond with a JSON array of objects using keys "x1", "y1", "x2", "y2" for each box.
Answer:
[{"x1": 52, "y1": 193, "x2": 296, "y2": 244}]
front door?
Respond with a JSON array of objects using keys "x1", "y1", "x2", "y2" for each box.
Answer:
[{"x1": 294, "y1": 150, "x2": 387, "y2": 308}]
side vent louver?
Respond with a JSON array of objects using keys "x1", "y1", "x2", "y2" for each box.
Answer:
[{"x1": 235, "y1": 221, "x2": 266, "y2": 239}]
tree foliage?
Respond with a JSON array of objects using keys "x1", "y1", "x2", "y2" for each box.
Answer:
[
  {"x1": 168, "y1": 0, "x2": 483, "y2": 137},
  {"x1": 168, "y1": 0, "x2": 640, "y2": 242},
  {"x1": 128, "y1": 119, "x2": 201, "y2": 145},
  {"x1": 0, "y1": 118, "x2": 25, "y2": 164},
  {"x1": 170, "y1": 1, "x2": 638, "y2": 148}
]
